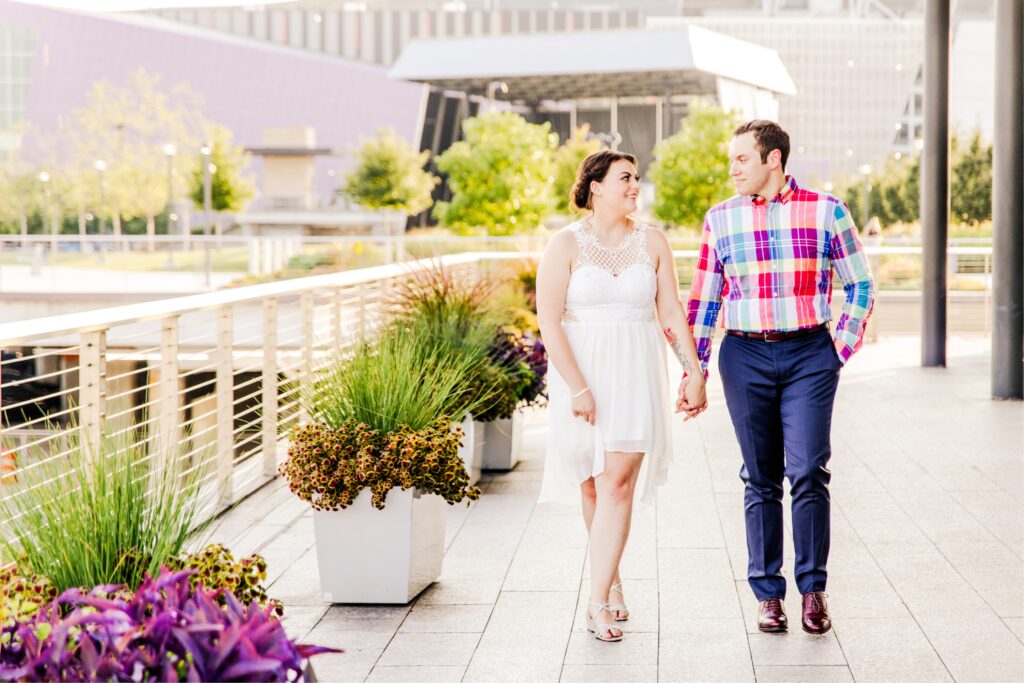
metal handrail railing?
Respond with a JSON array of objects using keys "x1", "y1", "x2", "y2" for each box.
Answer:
[{"x1": 0, "y1": 253, "x2": 530, "y2": 554}]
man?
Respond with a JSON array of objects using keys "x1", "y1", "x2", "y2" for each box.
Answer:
[{"x1": 685, "y1": 120, "x2": 875, "y2": 634}]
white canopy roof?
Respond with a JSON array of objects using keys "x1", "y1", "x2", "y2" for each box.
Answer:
[{"x1": 389, "y1": 26, "x2": 796, "y2": 101}]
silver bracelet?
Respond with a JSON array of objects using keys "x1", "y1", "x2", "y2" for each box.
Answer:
[{"x1": 571, "y1": 386, "x2": 591, "y2": 398}]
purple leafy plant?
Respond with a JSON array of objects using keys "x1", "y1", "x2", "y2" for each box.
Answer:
[
  {"x1": 0, "y1": 568, "x2": 337, "y2": 682},
  {"x1": 488, "y1": 329, "x2": 547, "y2": 406}
]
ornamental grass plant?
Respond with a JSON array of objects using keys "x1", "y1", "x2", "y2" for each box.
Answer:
[
  {"x1": 390, "y1": 261, "x2": 511, "y2": 421},
  {"x1": 306, "y1": 329, "x2": 494, "y2": 434},
  {"x1": 285, "y1": 332, "x2": 488, "y2": 511},
  {"x1": 391, "y1": 260, "x2": 499, "y2": 340},
  {"x1": 0, "y1": 426, "x2": 207, "y2": 594},
  {"x1": 391, "y1": 260, "x2": 548, "y2": 422}
]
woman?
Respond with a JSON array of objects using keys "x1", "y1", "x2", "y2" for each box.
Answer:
[{"x1": 536, "y1": 150, "x2": 707, "y2": 642}]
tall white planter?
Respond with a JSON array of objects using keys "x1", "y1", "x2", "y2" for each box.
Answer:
[
  {"x1": 456, "y1": 413, "x2": 483, "y2": 485},
  {"x1": 312, "y1": 487, "x2": 446, "y2": 604},
  {"x1": 481, "y1": 408, "x2": 524, "y2": 471}
]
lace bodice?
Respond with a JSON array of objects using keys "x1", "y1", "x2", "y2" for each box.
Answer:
[
  {"x1": 563, "y1": 220, "x2": 658, "y2": 324},
  {"x1": 574, "y1": 219, "x2": 654, "y2": 276}
]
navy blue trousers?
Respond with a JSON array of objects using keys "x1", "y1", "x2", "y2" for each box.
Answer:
[{"x1": 718, "y1": 329, "x2": 841, "y2": 601}]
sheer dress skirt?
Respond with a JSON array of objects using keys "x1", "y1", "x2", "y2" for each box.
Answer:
[{"x1": 538, "y1": 319, "x2": 673, "y2": 506}]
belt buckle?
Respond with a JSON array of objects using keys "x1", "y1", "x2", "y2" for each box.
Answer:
[{"x1": 762, "y1": 330, "x2": 777, "y2": 343}]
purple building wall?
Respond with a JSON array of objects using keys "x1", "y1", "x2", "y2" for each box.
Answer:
[{"x1": 0, "y1": 0, "x2": 425, "y2": 199}]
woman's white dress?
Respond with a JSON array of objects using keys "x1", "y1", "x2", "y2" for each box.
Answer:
[{"x1": 538, "y1": 220, "x2": 673, "y2": 506}]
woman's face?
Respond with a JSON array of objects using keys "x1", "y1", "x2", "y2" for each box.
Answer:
[{"x1": 591, "y1": 159, "x2": 640, "y2": 216}]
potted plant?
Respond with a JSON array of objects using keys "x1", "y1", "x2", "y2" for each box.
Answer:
[
  {"x1": 0, "y1": 567, "x2": 336, "y2": 681},
  {"x1": 0, "y1": 426, "x2": 335, "y2": 681},
  {"x1": 281, "y1": 330, "x2": 489, "y2": 604},
  {"x1": 479, "y1": 328, "x2": 547, "y2": 471},
  {"x1": 0, "y1": 427, "x2": 206, "y2": 594},
  {"x1": 475, "y1": 264, "x2": 548, "y2": 471},
  {"x1": 390, "y1": 263, "x2": 504, "y2": 485}
]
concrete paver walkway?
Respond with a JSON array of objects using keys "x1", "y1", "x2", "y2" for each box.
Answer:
[{"x1": 209, "y1": 335, "x2": 1023, "y2": 682}]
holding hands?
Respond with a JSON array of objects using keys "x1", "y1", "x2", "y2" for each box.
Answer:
[
  {"x1": 661, "y1": 325, "x2": 708, "y2": 421},
  {"x1": 675, "y1": 374, "x2": 707, "y2": 421}
]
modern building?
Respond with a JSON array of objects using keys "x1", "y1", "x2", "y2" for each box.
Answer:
[
  {"x1": 142, "y1": 0, "x2": 997, "y2": 184},
  {"x1": 0, "y1": 0, "x2": 424, "y2": 215},
  {"x1": 389, "y1": 26, "x2": 795, "y2": 174}
]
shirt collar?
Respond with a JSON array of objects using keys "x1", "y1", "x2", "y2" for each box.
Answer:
[{"x1": 751, "y1": 175, "x2": 798, "y2": 206}]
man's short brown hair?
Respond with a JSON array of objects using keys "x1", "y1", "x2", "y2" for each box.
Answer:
[{"x1": 734, "y1": 120, "x2": 791, "y2": 171}]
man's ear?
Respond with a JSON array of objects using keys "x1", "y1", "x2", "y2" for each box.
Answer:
[{"x1": 768, "y1": 148, "x2": 782, "y2": 171}]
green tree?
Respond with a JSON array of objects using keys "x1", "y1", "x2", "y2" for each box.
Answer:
[
  {"x1": 840, "y1": 153, "x2": 920, "y2": 228},
  {"x1": 342, "y1": 128, "x2": 438, "y2": 215},
  {"x1": 951, "y1": 132, "x2": 992, "y2": 225},
  {"x1": 0, "y1": 167, "x2": 41, "y2": 236},
  {"x1": 648, "y1": 100, "x2": 738, "y2": 230},
  {"x1": 899, "y1": 154, "x2": 920, "y2": 224},
  {"x1": 552, "y1": 124, "x2": 601, "y2": 215},
  {"x1": 189, "y1": 125, "x2": 255, "y2": 214},
  {"x1": 878, "y1": 156, "x2": 918, "y2": 224},
  {"x1": 68, "y1": 69, "x2": 207, "y2": 240},
  {"x1": 433, "y1": 112, "x2": 557, "y2": 235}
]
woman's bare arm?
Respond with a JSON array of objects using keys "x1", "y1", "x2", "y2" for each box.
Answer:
[
  {"x1": 535, "y1": 230, "x2": 589, "y2": 394},
  {"x1": 651, "y1": 229, "x2": 703, "y2": 381}
]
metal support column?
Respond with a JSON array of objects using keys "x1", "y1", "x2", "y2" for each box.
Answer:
[
  {"x1": 921, "y1": 0, "x2": 950, "y2": 367},
  {"x1": 610, "y1": 97, "x2": 619, "y2": 151},
  {"x1": 992, "y1": 0, "x2": 1024, "y2": 399}
]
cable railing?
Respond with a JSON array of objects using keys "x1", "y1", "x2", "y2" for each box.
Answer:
[
  {"x1": 0, "y1": 233, "x2": 993, "y2": 288},
  {"x1": 0, "y1": 253, "x2": 513, "y2": 561},
  {"x1": 0, "y1": 242, "x2": 998, "y2": 561}
]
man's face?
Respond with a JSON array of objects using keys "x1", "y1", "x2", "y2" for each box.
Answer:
[{"x1": 728, "y1": 132, "x2": 772, "y2": 197}]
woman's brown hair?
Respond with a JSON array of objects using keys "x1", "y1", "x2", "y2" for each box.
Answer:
[{"x1": 569, "y1": 150, "x2": 638, "y2": 211}]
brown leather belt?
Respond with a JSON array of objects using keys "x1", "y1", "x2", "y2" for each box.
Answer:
[{"x1": 726, "y1": 322, "x2": 829, "y2": 343}]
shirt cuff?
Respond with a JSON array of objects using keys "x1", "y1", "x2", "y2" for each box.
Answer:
[{"x1": 834, "y1": 339, "x2": 852, "y2": 365}]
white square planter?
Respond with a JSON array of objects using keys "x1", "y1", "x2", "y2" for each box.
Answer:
[
  {"x1": 312, "y1": 487, "x2": 447, "y2": 604},
  {"x1": 455, "y1": 413, "x2": 483, "y2": 485},
  {"x1": 481, "y1": 408, "x2": 524, "y2": 471}
]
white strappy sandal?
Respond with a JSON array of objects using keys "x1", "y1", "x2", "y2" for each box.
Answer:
[
  {"x1": 609, "y1": 581, "x2": 629, "y2": 622},
  {"x1": 586, "y1": 602, "x2": 624, "y2": 642}
]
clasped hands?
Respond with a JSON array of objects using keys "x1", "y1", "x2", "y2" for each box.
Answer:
[
  {"x1": 675, "y1": 374, "x2": 708, "y2": 421},
  {"x1": 571, "y1": 376, "x2": 707, "y2": 425}
]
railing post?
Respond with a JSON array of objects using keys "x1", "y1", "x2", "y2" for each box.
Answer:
[
  {"x1": 332, "y1": 288, "x2": 344, "y2": 350},
  {"x1": 156, "y1": 316, "x2": 180, "y2": 459},
  {"x1": 215, "y1": 305, "x2": 234, "y2": 509},
  {"x1": 79, "y1": 330, "x2": 107, "y2": 455},
  {"x1": 358, "y1": 287, "x2": 368, "y2": 342},
  {"x1": 261, "y1": 297, "x2": 279, "y2": 479},
  {"x1": 300, "y1": 291, "x2": 316, "y2": 422}
]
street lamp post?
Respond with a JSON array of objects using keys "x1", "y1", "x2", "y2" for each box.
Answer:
[
  {"x1": 858, "y1": 164, "x2": 872, "y2": 227},
  {"x1": 486, "y1": 80, "x2": 508, "y2": 111},
  {"x1": 163, "y1": 144, "x2": 177, "y2": 268},
  {"x1": 95, "y1": 160, "x2": 106, "y2": 263},
  {"x1": 38, "y1": 171, "x2": 54, "y2": 266},
  {"x1": 201, "y1": 143, "x2": 212, "y2": 287}
]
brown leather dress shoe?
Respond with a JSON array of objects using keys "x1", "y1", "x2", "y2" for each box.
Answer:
[
  {"x1": 757, "y1": 598, "x2": 788, "y2": 632},
  {"x1": 801, "y1": 592, "x2": 831, "y2": 634}
]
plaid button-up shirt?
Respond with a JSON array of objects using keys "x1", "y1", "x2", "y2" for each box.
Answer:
[{"x1": 687, "y1": 176, "x2": 875, "y2": 376}]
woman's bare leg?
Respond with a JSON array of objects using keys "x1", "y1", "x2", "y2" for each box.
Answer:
[
  {"x1": 587, "y1": 452, "x2": 644, "y2": 636},
  {"x1": 581, "y1": 476, "x2": 628, "y2": 619}
]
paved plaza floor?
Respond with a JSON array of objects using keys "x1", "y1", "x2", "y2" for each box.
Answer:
[{"x1": 209, "y1": 335, "x2": 1023, "y2": 682}]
